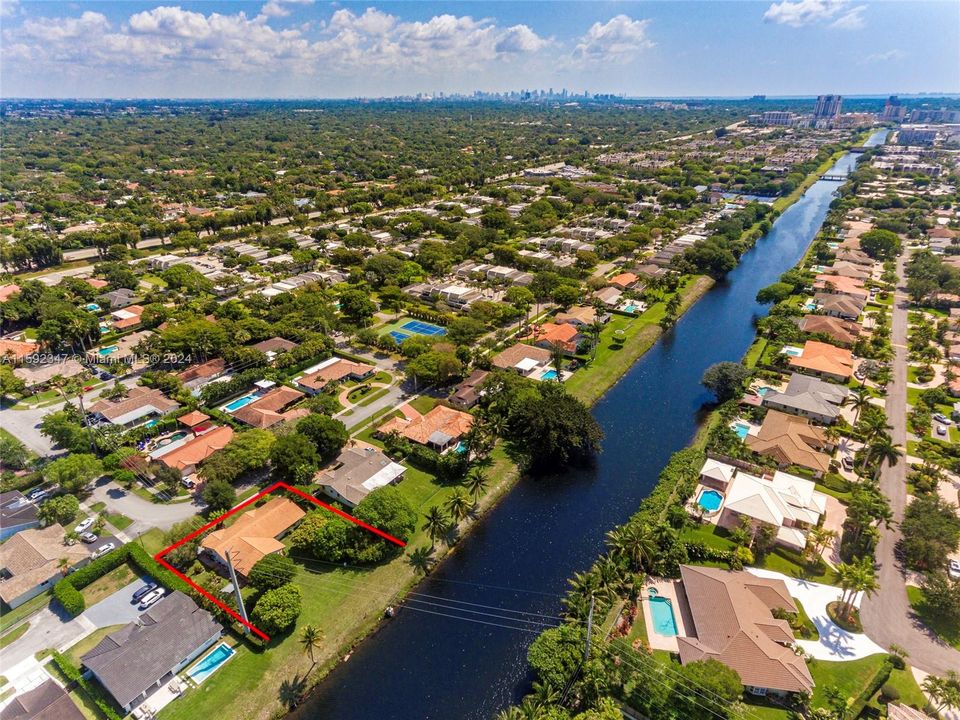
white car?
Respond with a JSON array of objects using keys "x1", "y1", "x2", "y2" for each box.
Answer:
[
  {"x1": 949, "y1": 559, "x2": 960, "y2": 580},
  {"x1": 28, "y1": 488, "x2": 49, "y2": 502},
  {"x1": 138, "y1": 588, "x2": 166, "y2": 610},
  {"x1": 937, "y1": 425, "x2": 948, "y2": 437},
  {"x1": 74, "y1": 518, "x2": 94, "y2": 534},
  {"x1": 80, "y1": 532, "x2": 98, "y2": 544},
  {"x1": 91, "y1": 542, "x2": 116, "y2": 560}
]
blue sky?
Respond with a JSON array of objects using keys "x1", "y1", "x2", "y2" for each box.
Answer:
[{"x1": 1, "y1": 0, "x2": 957, "y2": 98}]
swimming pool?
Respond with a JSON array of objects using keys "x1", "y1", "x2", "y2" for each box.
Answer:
[
  {"x1": 697, "y1": 489, "x2": 724, "y2": 512},
  {"x1": 781, "y1": 345, "x2": 803, "y2": 357},
  {"x1": 622, "y1": 304, "x2": 640, "y2": 313},
  {"x1": 732, "y1": 422, "x2": 750, "y2": 439},
  {"x1": 145, "y1": 419, "x2": 159, "y2": 428},
  {"x1": 98, "y1": 346, "x2": 118, "y2": 356},
  {"x1": 756, "y1": 386, "x2": 775, "y2": 397},
  {"x1": 98, "y1": 324, "x2": 110, "y2": 335},
  {"x1": 85, "y1": 303, "x2": 101, "y2": 312},
  {"x1": 186, "y1": 643, "x2": 234, "y2": 685},
  {"x1": 541, "y1": 369, "x2": 558, "y2": 381},
  {"x1": 649, "y1": 596, "x2": 679, "y2": 637},
  {"x1": 224, "y1": 392, "x2": 258, "y2": 412},
  {"x1": 803, "y1": 301, "x2": 818, "y2": 312}
]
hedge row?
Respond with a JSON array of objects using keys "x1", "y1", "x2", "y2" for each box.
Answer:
[
  {"x1": 845, "y1": 657, "x2": 893, "y2": 720},
  {"x1": 629, "y1": 447, "x2": 705, "y2": 528},
  {"x1": 50, "y1": 652, "x2": 123, "y2": 720},
  {"x1": 54, "y1": 543, "x2": 193, "y2": 617}
]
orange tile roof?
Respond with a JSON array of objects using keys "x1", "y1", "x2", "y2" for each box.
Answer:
[
  {"x1": 609, "y1": 272, "x2": 638, "y2": 289},
  {"x1": 232, "y1": 386, "x2": 308, "y2": 428},
  {"x1": 813, "y1": 274, "x2": 869, "y2": 300},
  {"x1": 177, "y1": 357, "x2": 227, "y2": 383},
  {"x1": 746, "y1": 410, "x2": 831, "y2": 474},
  {"x1": 524, "y1": 322, "x2": 581, "y2": 353},
  {"x1": 798, "y1": 315, "x2": 860, "y2": 346},
  {"x1": 789, "y1": 340, "x2": 854, "y2": 379},
  {"x1": 158, "y1": 425, "x2": 234, "y2": 473},
  {"x1": 378, "y1": 404, "x2": 473, "y2": 446},
  {"x1": 86, "y1": 278, "x2": 109, "y2": 290},
  {"x1": 178, "y1": 410, "x2": 210, "y2": 427},
  {"x1": 200, "y1": 497, "x2": 304, "y2": 576},
  {"x1": 0, "y1": 284, "x2": 21, "y2": 302},
  {"x1": 0, "y1": 339, "x2": 36, "y2": 363}
]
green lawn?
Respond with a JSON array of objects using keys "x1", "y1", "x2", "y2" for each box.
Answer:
[
  {"x1": 809, "y1": 653, "x2": 888, "y2": 711},
  {"x1": 868, "y1": 665, "x2": 927, "y2": 713},
  {"x1": 743, "y1": 338, "x2": 767, "y2": 368},
  {"x1": 907, "y1": 585, "x2": 960, "y2": 649},
  {"x1": 80, "y1": 563, "x2": 136, "y2": 606},
  {"x1": 407, "y1": 395, "x2": 438, "y2": 415},
  {"x1": 0, "y1": 622, "x2": 29, "y2": 649},
  {"x1": 0, "y1": 591, "x2": 51, "y2": 632},
  {"x1": 104, "y1": 511, "x2": 133, "y2": 531},
  {"x1": 137, "y1": 528, "x2": 167, "y2": 556}
]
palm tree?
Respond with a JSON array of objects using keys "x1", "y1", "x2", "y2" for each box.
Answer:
[
  {"x1": 805, "y1": 526, "x2": 837, "y2": 563},
  {"x1": 847, "y1": 388, "x2": 872, "y2": 425},
  {"x1": 464, "y1": 468, "x2": 489, "y2": 506},
  {"x1": 421, "y1": 506, "x2": 449, "y2": 550},
  {"x1": 867, "y1": 436, "x2": 904, "y2": 481},
  {"x1": 837, "y1": 557, "x2": 878, "y2": 621},
  {"x1": 445, "y1": 489, "x2": 471, "y2": 525},
  {"x1": 922, "y1": 671, "x2": 960, "y2": 714},
  {"x1": 408, "y1": 546, "x2": 436, "y2": 575},
  {"x1": 299, "y1": 625, "x2": 323, "y2": 666},
  {"x1": 606, "y1": 523, "x2": 657, "y2": 573}
]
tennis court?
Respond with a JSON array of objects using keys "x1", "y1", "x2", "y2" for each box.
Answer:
[
  {"x1": 389, "y1": 330, "x2": 411, "y2": 343},
  {"x1": 401, "y1": 320, "x2": 447, "y2": 337}
]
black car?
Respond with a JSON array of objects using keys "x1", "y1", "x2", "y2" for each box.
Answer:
[
  {"x1": 131, "y1": 582, "x2": 159, "y2": 603},
  {"x1": 99, "y1": 371, "x2": 113, "y2": 381}
]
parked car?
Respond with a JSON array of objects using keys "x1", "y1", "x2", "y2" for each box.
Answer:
[
  {"x1": 27, "y1": 488, "x2": 49, "y2": 502},
  {"x1": 138, "y1": 588, "x2": 166, "y2": 610},
  {"x1": 83, "y1": 385, "x2": 95, "y2": 392},
  {"x1": 91, "y1": 542, "x2": 116, "y2": 560},
  {"x1": 933, "y1": 413, "x2": 952, "y2": 425},
  {"x1": 74, "y1": 518, "x2": 94, "y2": 534},
  {"x1": 937, "y1": 425, "x2": 948, "y2": 437},
  {"x1": 949, "y1": 559, "x2": 960, "y2": 580},
  {"x1": 132, "y1": 582, "x2": 159, "y2": 603},
  {"x1": 98, "y1": 371, "x2": 113, "y2": 381},
  {"x1": 80, "y1": 532, "x2": 98, "y2": 544},
  {"x1": 181, "y1": 478, "x2": 196, "y2": 489},
  {"x1": 841, "y1": 455, "x2": 855, "y2": 471}
]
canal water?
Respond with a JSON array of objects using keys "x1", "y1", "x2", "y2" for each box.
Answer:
[{"x1": 296, "y1": 130, "x2": 888, "y2": 720}]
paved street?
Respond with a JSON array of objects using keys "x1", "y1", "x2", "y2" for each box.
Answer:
[
  {"x1": 2, "y1": 577, "x2": 143, "y2": 666},
  {"x1": 859, "y1": 251, "x2": 960, "y2": 675},
  {"x1": 87, "y1": 476, "x2": 205, "y2": 534}
]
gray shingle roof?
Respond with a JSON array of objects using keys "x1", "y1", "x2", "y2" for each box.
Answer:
[{"x1": 81, "y1": 591, "x2": 221, "y2": 709}]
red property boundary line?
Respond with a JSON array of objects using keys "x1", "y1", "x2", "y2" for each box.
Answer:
[{"x1": 154, "y1": 481, "x2": 406, "y2": 641}]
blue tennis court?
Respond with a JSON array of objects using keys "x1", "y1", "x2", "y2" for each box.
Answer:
[
  {"x1": 389, "y1": 331, "x2": 411, "y2": 343},
  {"x1": 401, "y1": 320, "x2": 447, "y2": 337}
]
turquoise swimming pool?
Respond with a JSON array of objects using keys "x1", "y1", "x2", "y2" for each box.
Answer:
[
  {"x1": 697, "y1": 489, "x2": 724, "y2": 512},
  {"x1": 732, "y1": 422, "x2": 750, "y2": 439},
  {"x1": 186, "y1": 643, "x2": 234, "y2": 685},
  {"x1": 85, "y1": 302, "x2": 101, "y2": 312},
  {"x1": 756, "y1": 386, "x2": 775, "y2": 397},
  {"x1": 649, "y1": 596, "x2": 679, "y2": 637},
  {"x1": 781, "y1": 345, "x2": 803, "y2": 357},
  {"x1": 541, "y1": 369, "x2": 558, "y2": 380},
  {"x1": 224, "y1": 392, "x2": 258, "y2": 412},
  {"x1": 98, "y1": 345, "x2": 118, "y2": 356}
]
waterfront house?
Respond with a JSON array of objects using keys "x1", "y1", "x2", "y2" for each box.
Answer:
[
  {"x1": 676, "y1": 565, "x2": 814, "y2": 697},
  {"x1": 762, "y1": 373, "x2": 849, "y2": 424},
  {"x1": 377, "y1": 404, "x2": 473, "y2": 452},
  {"x1": 491, "y1": 344, "x2": 552, "y2": 376},
  {"x1": 822, "y1": 261, "x2": 871, "y2": 280},
  {"x1": 200, "y1": 497, "x2": 304, "y2": 577},
  {"x1": 812, "y1": 274, "x2": 869, "y2": 302},
  {"x1": 0, "y1": 525, "x2": 90, "y2": 609},
  {"x1": 745, "y1": 410, "x2": 833, "y2": 476},
  {"x1": 316, "y1": 445, "x2": 406, "y2": 508},
  {"x1": 592, "y1": 286, "x2": 623, "y2": 308},
  {"x1": 555, "y1": 306, "x2": 607, "y2": 328},
  {"x1": 812, "y1": 292, "x2": 865, "y2": 320},
  {"x1": 525, "y1": 322, "x2": 582, "y2": 355},
  {"x1": 788, "y1": 340, "x2": 854, "y2": 382},
  {"x1": 798, "y1": 314, "x2": 861, "y2": 347},
  {"x1": 81, "y1": 592, "x2": 222, "y2": 713}
]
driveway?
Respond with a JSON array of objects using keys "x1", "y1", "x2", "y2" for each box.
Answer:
[
  {"x1": 747, "y1": 568, "x2": 885, "y2": 661},
  {"x1": 2, "y1": 577, "x2": 143, "y2": 666},
  {"x1": 859, "y1": 252, "x2": 960, "y2": 675},
  {"x1": 88, "y1": 477, "x2": 205, "y2": 533}
]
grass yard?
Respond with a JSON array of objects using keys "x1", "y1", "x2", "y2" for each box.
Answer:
[
  {"x1": 565, "y1": 276, "x2": 713, "y2": 406},
  {"x1": 868, "y1": 665, "x2": 927, "y2": 713},
  {"x1": 62, "y1": 624, "x2": 126, "y2": 667},
  {"x1": 137, "y1": 528, "x2": 167, "y2": 556},
  {"x1": 0, "y1": 622, "x2": 30, "y2": 649},
  {"x1": 407, "y1": 394, "x2": 438, "y2": 415},
  {"x1": 104, "y1": 511, "x2": 133, "y2": 531},
  {"x1": 907, "y1": 585, "x2": 960, "y2": 649},
  {"x1": 809, "y1": 653, "x2": 888, "y2": 710},
  {"x1": 743, "y1": 338, "x2": 767, "y2": 368},
  {"x1": 80, "y1": 562, "x2": 136, "y2": 606},
  {"x1": 0, "y1": 591, "x2": 51, "y2": 632}
]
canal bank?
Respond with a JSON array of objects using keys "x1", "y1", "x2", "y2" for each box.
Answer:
[{"x1": 294, "y1": 130, "x2": 891, "y2": 720}]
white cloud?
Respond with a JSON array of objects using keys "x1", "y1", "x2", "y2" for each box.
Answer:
[
  {"x1": 573, "y1": 15, "x2": 653, "y2": 62},
  {"x1": 260, "y1": 0, "x2": 313, "y2": 19},
  {"x1": 864, "y1": 48, "x2": 906, "y2": 63},
  {"x1": 2, "y1": 4, "x2": 550, "y2": 81},
  {"x1": 763, "y1": 0, "x2": 861, "y2": 27},
  {"x1": 0, "y1": 0, "x2": 20, "y2": 19},
  {"x1": 829, "y1": 5, "x2": 866, "y2": 30}
]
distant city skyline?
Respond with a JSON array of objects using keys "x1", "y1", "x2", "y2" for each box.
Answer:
[{"x1": 1, "y1": 0, "x2": 957, "y2": 99}]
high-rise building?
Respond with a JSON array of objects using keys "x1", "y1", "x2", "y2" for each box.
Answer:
[
  {"x1": 881, "y1": 96, "x2": 907, "y2": 122},
  {"x1": 813, "y1": 95, "x2": 842, "y2": 119}
]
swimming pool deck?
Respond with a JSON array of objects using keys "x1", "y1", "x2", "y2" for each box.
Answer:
[{"x1": 640, "y1": 578, "x2": 693, "y2": 652}]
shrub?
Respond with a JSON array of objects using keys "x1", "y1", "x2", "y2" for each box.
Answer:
[
  {"x1": 248, "y1": 554, "x2": 297, "y2": 590},
  {"x1": 251, "y1": 583, "x2": 302, "y2": 636},
  {"x1": 880, "y1": 683, "x2": 900, "y2": 702},
  {"x1": 54, "y1": 581, "x2": 85, "y2": 616}
]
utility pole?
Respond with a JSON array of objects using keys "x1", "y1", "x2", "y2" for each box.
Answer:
[
  {"x1": 584, "y1": 594, "x2": 595, "y2": 663},
  {"x1": 226, "y1": 551, "x2": 250, "y2": 633},
  {"x1": 76, "y1": 393, "x2": 97, "y2": 454}
]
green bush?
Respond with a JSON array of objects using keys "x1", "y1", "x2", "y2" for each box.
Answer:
[
  {"x1": 880, "y1": 682, "x2": 900, "y2": 702},
  {"x1": 845, "y1": 658, "x2": 892, "y2": 720},
  {"x1": 53, "y1": 581, "x2": 85, "y2": 616}
]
